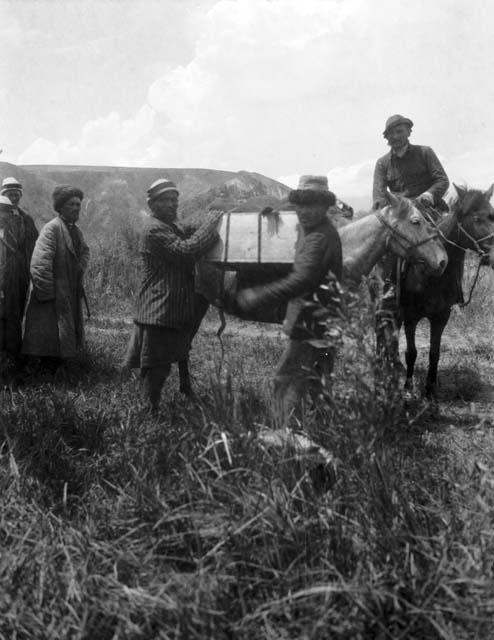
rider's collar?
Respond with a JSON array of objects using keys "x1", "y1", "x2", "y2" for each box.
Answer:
[{"x1": 391, "y1": 143, "x2": 409, "y2": 159}]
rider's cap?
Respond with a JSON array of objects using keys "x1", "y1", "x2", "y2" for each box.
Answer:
[{"x1": 383, "y1": 114, "x2": 414, "y2": 137}]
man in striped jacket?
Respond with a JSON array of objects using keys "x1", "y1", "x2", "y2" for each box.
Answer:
[{"x1": 125, "y1": 179, "x2": 222, "y2": 411}]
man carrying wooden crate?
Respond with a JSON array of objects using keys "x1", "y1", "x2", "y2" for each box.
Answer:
[{"x1": 235, "y1": 175, "x2": 343, "y2": 427}]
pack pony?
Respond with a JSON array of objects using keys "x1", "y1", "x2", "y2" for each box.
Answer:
[
  {"x1": 400, "y1": 184, "x2": 494, "y2": 398},
  {"x1": 178, "y1": 193, "x2": 448, "y2": 394}
]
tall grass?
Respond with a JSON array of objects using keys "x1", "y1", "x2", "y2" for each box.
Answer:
[
  {"x1": 85, "y1": 228, "x2": 140, "y2": 317},
  {"x1": 1, "y1": 273, "x2": 493, "y2": 638}
]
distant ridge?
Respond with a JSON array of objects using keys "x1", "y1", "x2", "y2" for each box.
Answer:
[{"x1": 0, "y1": 162, "x2": 292, "y2": 239}]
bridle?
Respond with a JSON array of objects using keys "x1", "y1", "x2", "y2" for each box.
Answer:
[
  {"x1": 374, "y1": 206, "x2": 440, "y2": 259},
  {"x1": 418, "y1": 200, "x2": 494, "y2": 306},
  {"x1": 420, "y1": 202, "x2": 494, "y2": 259}
]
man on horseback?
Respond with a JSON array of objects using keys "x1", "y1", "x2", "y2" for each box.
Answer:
[
  {"x1": 372, "y1": 114, "x2": 449, "y2": 364},
  {"x1": 373, "y1": 114, "x2": 449, "y2": 212}
]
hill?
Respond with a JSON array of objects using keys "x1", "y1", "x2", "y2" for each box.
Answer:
[{"x1": 0, "y1": 163, "x2": 292, "y2": 239}]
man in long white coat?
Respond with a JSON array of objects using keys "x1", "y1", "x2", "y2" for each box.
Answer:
[{"x1": 22, "y1": 186, "x2": 89, "y2": 370}]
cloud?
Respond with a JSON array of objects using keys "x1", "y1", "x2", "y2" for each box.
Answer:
[
  {"x1": 444, "y1": 149, "x2": 494, "y2": 191},
  {"x1": 18, "y1": 105, "x2": 156, "y2": 166},
  {"x1": 13, "y1": 0, "x2": 494, "y2": 188},
  {"x1": 17, "y1": 0, "x2": 378, "y2": 171},
  {"x1": 278, "y1": 159, "x2": 375, "y2": 197},
  {"x1": 145, "y1": 0, "x2": 370, "y2": 170}
]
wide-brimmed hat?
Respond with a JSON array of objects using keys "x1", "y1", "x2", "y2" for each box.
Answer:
[
  {"x1": 0, "y1": 176, "x2": 22, "y2": 195},
  {"x1": 147, "y1": 178, "x2": 179, "y2": 203},
  {"x1": 288, "y1": 175, "x2": 336, "y2": 207},
  {"x1": 52, "y1": 185, "x2": 84, "y2": 213},
  {"x1": 383, "y1": 114, "x2": 413, "y2": 137}
]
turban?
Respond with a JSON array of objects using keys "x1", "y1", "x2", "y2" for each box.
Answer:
[{"x1": 52, "y1": 185, "x2": 84, "y2": 213}]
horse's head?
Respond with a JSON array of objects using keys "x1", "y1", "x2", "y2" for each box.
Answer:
[
  {"x1": 381, "y1": 192, "x2": 448, "y2": 276},
  {"x1": 453, "y1": 184, "x2": 494, "y2": 266}
]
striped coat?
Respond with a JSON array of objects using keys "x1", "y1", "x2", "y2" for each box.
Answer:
[{"x1": 134, "y1": 215, "x2": 219, "y2": 328}]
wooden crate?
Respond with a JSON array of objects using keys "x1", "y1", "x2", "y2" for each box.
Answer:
[{"x1": 205, "y1": 210, "x2": 299, "y2": 268}]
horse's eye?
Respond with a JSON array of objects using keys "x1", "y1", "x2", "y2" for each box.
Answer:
[{"x1": 489, "y1": 213, "x2": 494, "y2": 223}]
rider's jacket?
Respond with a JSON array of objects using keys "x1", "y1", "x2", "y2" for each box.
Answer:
[{"x1": 373, "y1": 144, "x2": 449, "y2": 210}]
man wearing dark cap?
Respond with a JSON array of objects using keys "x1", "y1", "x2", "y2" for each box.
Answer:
[
  {"x1": 372, "y1": 115, "x2": 449, "y2": 366},
  {"x1": 0, "y1": 178, "x2": 38, "y2": 377},
  {"x1": 235, "y1": 175, "x2": 343, "y2": 427},
  {"x1": 373, "y1": 115, "x2": 449, "y2": 210},
  {"x1": 124, "y1": 178, "x2": 222, "y2": 412}
]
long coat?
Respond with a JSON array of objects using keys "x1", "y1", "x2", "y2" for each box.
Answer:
[
  {"x1": 0, "y1": 207, "x2": 38, "y2": 355},
  {"x1": 22, "y1": 216, "x2": 89, "y2": 358}
]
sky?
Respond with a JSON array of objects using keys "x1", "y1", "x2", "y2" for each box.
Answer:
[{"x1": 2, "y1": 0, "x2": 494, "y2": 205}]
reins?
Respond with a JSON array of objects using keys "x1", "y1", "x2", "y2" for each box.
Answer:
[
  {"x1": 460, "y1": 258, "x2": 483, "y2": 308},
  {"x1": 457, "y1": 222, "x2": 494, "y2": 256},
  {"x1": 420, "y1": 203, "x2": 494, "y2": 259}
]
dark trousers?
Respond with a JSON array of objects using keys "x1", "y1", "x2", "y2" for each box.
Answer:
[{"x1": 273, "y1": 339, "x2": 335, "y2": 427}]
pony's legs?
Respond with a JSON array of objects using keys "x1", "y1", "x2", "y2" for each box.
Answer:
[
  {"x1": 376, "y1": 306, "x2": 402, "y2": 371},
  {"x1": 178, "y1": 360, "x2": 192, "y2": 396},
  {"x1": 425, "y1": 313, "x2": 450, "y2": 398},
  {"x1": 404, "y1": 319, "x2": 418, "y2": 391},
  {"x1": 178, "y1": 293, "x2": 210, "y2": 396},
  {"x1": 142, "y1": 364, "x2": 172, "y2": 413}
]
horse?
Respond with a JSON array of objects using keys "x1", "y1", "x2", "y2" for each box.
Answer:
[
  {"x1": 400, "y1": 184, "x2": 494, "y2": 398},
  {"x1": 177, "y1": 193, "x2": 448, "y2": 394}
]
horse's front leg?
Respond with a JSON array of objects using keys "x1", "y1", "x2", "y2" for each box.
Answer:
[
  {"x1": 178, "y1": 360, "x2": 193, "y2": 396},
  {"x1": 178, "y1": 293, "x2": 210, "y2": 397},
  {"x1": 425, "y1": 313, "x2": 450, "y2": 398},
  {"x1": 403, "y1": 318, "x2": 418, "y2": 392}
]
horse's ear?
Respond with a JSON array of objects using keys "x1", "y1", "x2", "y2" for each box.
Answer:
[
  {"x1": 386, "y1": 191, "x2": 400, "y2": 209},
  {"x1": 453, "y1": 183, "x2": 466, "y2": 199},
  {"x1": 484, "y1": 183, "x2": 494, "y2": 202}
]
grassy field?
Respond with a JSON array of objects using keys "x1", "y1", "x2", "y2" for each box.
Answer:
[{"x1": 1, "y1": 252, "x2": 494, "y2": 639}]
